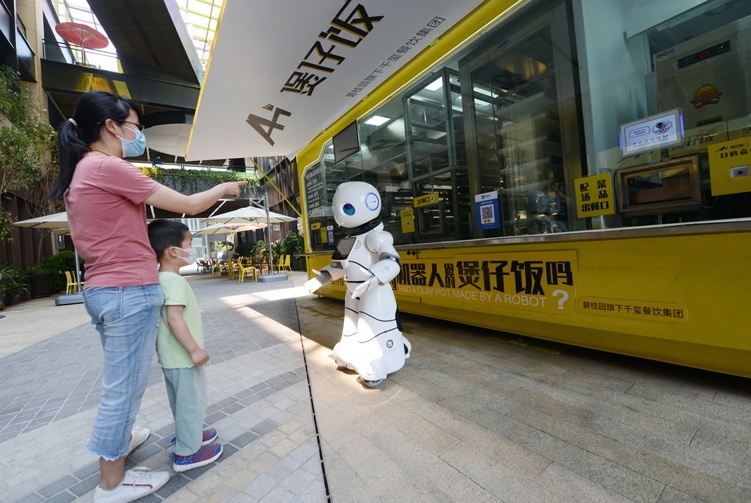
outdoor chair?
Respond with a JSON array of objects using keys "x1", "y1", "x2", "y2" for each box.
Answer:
[
  {"x1": 238, "y1": 264, "x2": 258, "y2": 283},
  {"x1": 228, "y1": 259, "x2": 243, "y2": 280},
  {"x1": 214, "y1": 261, "x2": 228, "y2": 276},
  {"x1": 196, "y1": 259, "x2": 211, "y2": 274},
  {"x1": 279, "y1": 254, "x2": 292, "y2": 272},
  {"x1": 64, "y1": 270, "x2": 83, "y2": 294}
]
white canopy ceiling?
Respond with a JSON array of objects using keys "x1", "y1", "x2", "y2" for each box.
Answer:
[
  {"x1": 145, "y1": 123, "x2": 191, "y2": 158},
  {"x1": 186, "y1": 0, "x2": 484, "y2": 160}
]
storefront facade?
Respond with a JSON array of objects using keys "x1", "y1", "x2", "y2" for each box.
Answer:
[{"x1": 298, "y1": 0, "x2": 751, "y2": 377}]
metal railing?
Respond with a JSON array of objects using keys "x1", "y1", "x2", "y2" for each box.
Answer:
[{"x1": 41, "y1": 39, "x2": 121, "y2": 73}]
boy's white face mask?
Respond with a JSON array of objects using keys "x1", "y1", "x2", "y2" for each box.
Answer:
[{"x1": 176, "y1": 247, "x2": 198, "y2": 265}]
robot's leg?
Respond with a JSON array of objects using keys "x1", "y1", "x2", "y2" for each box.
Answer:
[
  {"x1": 398, "y1": 308, "x2": 411, "y2": 359},
  {"x1": 333, "y1": 295, "x2": 360, "y2": 370},
  {"x1": 353, "y1": 285, "x2": 408, "y2": 382}
]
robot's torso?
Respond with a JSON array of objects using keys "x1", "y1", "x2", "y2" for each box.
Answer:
[{"x1": 331, "y1": 222, "x2": 391, "y2": 289}]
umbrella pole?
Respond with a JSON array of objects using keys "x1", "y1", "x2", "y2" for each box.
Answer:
[
  {"x1": 74, "y1": 248, "x2": 83, "y2": 291},
  {"x1": 56, "y1": 246, "x2": 85, "y2": 306},
  {"x1": 266, "y1": 202, "x2": 274, "y2": 274},
  {"x1": 257, "y1": 196, "x2": 286, "y2": 283}
]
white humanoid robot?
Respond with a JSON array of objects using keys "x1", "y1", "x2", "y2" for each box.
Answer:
[{"x1": 305, "y1": 181, "x2": 411, "y2": 387}]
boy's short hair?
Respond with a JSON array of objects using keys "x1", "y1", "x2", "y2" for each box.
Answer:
[{"x1": 148, "y1": 219, "x2": 190, "y2": 259}]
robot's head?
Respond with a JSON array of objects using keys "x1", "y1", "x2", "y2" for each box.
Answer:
[{"x1": 332, "y1": 181, "x2": 381, "y2": 228}]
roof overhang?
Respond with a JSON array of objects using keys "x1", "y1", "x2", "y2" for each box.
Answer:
[{"x1": 187, "y1": 0, "x2": 484, "y2": 161}]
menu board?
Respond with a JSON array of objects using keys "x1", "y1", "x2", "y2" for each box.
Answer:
[
  {"x1": 620, "y1": 108, "x2": 684, "y2": 156},
  {"x1": 304, "y1": 165, "x2": 325, "y2": 215}
]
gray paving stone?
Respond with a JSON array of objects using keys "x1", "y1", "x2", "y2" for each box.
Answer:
[
  {"x1": 156, "y1": 473, "x2": 191, "y2": 498},
  {"x1": 15, "y1": 495, "x2": 44, "y2": 503},
  {"x1": 232, "y1": 431, "x2": 260, "y2": 448},
  {"x1": 69, "y1": 475, "x2": 100, "y2": 497},
  {"x1": 38, "y1": 476, "x2": 77, "y2": 498},
  {"x1": 44, "y1": 493, "x2": 75, "y2": 503}
]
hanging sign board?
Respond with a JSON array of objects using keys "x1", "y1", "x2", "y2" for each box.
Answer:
[
  {"x1": 188, "y1": 0, "x2": 486, "y2": 160},
  {"x1": 400, "y1": 208, "x2": 415, "y2": 233},
  {"x1": 414, "y1": 192, "x2": 440, "y2": 208}
]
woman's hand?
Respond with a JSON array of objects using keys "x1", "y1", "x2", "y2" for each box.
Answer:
[{"x1": 221, "y1": 180, "x2": 248, "y2": 198}]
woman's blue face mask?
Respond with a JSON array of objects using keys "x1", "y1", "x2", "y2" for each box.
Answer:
[{"x1": 117, "y1": 125, "x2": 147, "y2": 158}]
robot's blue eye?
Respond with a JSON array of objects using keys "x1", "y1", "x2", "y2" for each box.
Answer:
[{"x1": 343, "y1": 203, "x2": 355, "y2": 215}]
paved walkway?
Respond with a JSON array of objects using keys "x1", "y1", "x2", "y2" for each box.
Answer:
[{"x1": 1, "y1": 271, "x2": 750, "y2": 502}]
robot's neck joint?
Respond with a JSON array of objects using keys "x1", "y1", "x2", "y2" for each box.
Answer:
[{"x1": 345, "y1": 218, "x2": 382, "y2": 237}]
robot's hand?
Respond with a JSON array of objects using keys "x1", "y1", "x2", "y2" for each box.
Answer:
[
  {"x1": 369, "y1": 257, "x2": 400, "y2": 284},
  {"x1": 351, "y1": 274, "x2": 378, "y2": 299},
  {"x1": 305, "y1": 270, "x2": 332, "y2": 293}
]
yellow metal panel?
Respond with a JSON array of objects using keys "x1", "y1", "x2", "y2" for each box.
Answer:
[
  {"x1": 306, "y1": 230, "x2": 751, "y2": 377},
  {"x1": 708, "y1": 138, "x2": 751, "y2": 196},
  {"x1": 394, "y1": 250, "x2": 577, "y2": 315}
]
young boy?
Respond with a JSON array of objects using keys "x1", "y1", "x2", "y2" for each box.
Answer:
[{"x1": 147, "y1": 219, "x2": 222, "y2": 472}]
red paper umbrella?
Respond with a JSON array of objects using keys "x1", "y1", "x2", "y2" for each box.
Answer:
[{"x1": 55, "y1": 22, "x2": 109, "y2": 50}]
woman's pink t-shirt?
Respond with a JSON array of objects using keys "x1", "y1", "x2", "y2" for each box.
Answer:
[{"x1": 65, "y1": 151, "x2": 161, "y2": 288}]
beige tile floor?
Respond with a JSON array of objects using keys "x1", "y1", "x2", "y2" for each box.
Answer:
[{"x1": 0, "y1": 293, "x2": 88, "y2": 358}]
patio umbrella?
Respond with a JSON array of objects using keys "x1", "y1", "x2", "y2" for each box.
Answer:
[
  {"x1": 14, "y1": 212, "x2": 82, "y2": 304},
  {"x1": 194, "y1": 222, "x2": 266, "y2": 236},
  {"x1": 204, "y1": 203, "x2": 296, "y2": 279},
  {"x1": 55, "y1": 22, "x2": 109, "y2": 49},
  {"x1": 13, "y1": 211, "x2": 69, "y2": 230},
  {"x1": 203, "y1": 205, "x2": 296, "y2": 225}
]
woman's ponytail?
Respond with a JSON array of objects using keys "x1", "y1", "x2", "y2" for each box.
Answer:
[{"x1": 49, "y1": 118, "x2": 89, "y2": 200}]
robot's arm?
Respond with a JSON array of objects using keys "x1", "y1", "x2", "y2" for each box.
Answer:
[
  {"x1": 369, "y1": 252, "x2": 400, "y2": 283},
  {"x1": 304, "y1": 262, "x2": 345, "y2": 293},
  {"x1": 366, "y1": 230, "x2": 396, "y2": 255},
  {"x1": 365, "y1": 231, "x2": 400, "y2": 282}
]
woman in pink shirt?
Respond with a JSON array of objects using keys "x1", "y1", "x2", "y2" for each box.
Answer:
[{"x1": 49, "y1": 91, "x2": 245, "y2": 503}]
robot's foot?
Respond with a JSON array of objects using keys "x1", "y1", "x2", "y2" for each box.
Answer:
[
  {"x1": 335, "y1": 360, "x2": 355, "y2": 371},
  {"x1": 362, "y1": 378, "x2": 383, "y2": 388},
  {"x1": 403, "y1": 337, "x2": 412, "y2": 358}
]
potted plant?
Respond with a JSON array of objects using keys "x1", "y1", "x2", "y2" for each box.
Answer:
[
  {"x1": 28, "y1": 266, "x2": 53, "y2": 298},
  {"x1": 252, "y1": 240, "x2": 268, "y2": 268},
  {"x1": 281, "y1": 232, "x2": 304, "y2": 270},
  {"x1": 35, "y1": 250, "x2": 82, "y2": 295},
  {"x1": 0, "y1": 265, "x2": 12, "y2": 309},
  {"x1": 4, "y1": 269, "x2": 29, "y2": 306},
  {"x1": 15, "y1": 264, "x2": 33, "y2": 301},
  {"x1": 271, "y1": 240, "x2": 285, "y2": 268}
]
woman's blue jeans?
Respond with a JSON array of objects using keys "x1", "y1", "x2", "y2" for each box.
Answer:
[{"x1": 82, "y1": 285, "x2": 163, "y2": 460}]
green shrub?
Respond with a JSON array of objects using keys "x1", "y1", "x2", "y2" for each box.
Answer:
[
  {"x1": 252, "y1": 240, "x2": 268, "y2": 262},
  {"x1": 41, "y1": 250, "x2": 83, "y2": 293},
  {"x1": 282, "y1": 232, "x2": 305, "y2": 270},
  {"x1": 234, "y1": 241, "x2": 254, "y2": 258}
]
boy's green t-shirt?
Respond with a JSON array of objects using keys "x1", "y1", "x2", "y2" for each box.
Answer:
[{"x1": 156, "y1": 271, "x2": 203, "y2": 368}]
